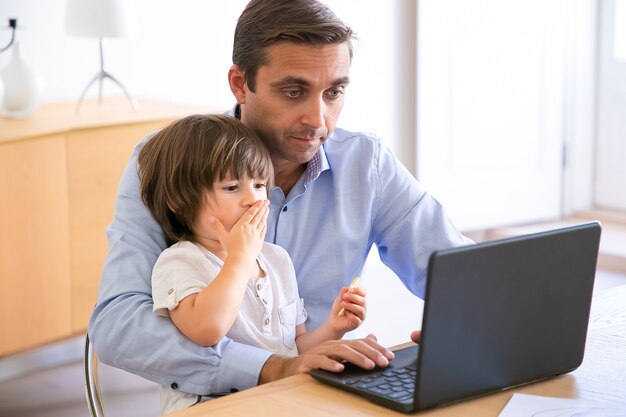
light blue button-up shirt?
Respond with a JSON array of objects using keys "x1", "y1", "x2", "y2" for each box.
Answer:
[{"x1": 89, "y1": 107, "x2": 470, "y2": 397}]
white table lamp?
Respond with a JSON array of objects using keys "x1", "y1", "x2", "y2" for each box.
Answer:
[{"x1": 65, "y1": 0, "x2": 138, "y2": 112}]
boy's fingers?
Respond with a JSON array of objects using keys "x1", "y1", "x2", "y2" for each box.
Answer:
[
  {"x1": 341, "y1": 303, "x2": 366, "y2": 320},
  {"x1": 210, "y1": 217, "x2": 227, "y2": 240},
  {"x1": 350, "y1": 287, "x2": 367, "y2": 297},
  {"x1": 248, "y1": 201, "x2": 268, "y2": 227},
  {"x1": 259, "y1": 218, "x2": 267, "y2": 239},
  {"x1": 211, "y1": 216, "x2": 225, "y2": 232},
  {"x1": 343, "y1": 291, "x2": 366, "y2": 307},
  {"x1": 246, "y1": 202, "x2": 263, "y2": 223}
]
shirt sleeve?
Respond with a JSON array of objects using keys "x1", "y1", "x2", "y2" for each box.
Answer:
[
  {"x1": 372, "y1": 141, "x2": 474, "y2": 298},
  {"x1": 88, "y1": 136, "x2": 272, "y2": 396},
  {"x1": 152, "y1": 244, "x2": 218, "y2": 317}
]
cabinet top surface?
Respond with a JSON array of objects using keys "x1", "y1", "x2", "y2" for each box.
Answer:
[{"x1": 0, "y1": 98, "x2": 221, "y2": 144}]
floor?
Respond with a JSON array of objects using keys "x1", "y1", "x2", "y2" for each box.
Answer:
[{"x1": 2, "y1": 215, "x2": 625, "y2": 417}]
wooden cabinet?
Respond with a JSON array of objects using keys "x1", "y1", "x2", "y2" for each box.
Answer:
[{"x1": 0, "y1": 98, "x2": 217, "y2": 356}]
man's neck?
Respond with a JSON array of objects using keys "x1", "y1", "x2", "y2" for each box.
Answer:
[{"x1": 273, "y1": 160, "x2": 307, "y2": 196}]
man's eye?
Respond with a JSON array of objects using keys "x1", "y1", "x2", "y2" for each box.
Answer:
[
  {"x1": 286, "y1": 89, "x2": 302, "y2": 98},
  {"x1": 326, "y1": 89, "x2": 344, "y2": 100}
]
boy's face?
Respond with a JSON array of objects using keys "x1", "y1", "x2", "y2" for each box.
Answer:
[
  {"x1": 236, "y1": 42, "x2": 351, "y2": 168},
  {"x1": 194, "y1": 175, "x2": 268, "y2": 243}
]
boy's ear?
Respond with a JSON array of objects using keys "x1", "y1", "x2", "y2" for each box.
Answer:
[
  {"x1": 167, "y1": 201, "x2": 177, "y2": 213},
  {"x1": 228, "y1": 64, "x2": 247, "y2": 104}
]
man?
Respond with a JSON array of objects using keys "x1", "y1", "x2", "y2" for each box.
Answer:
[{"x1": 90, "y1": 0, "x2": 470, "y2": 400}]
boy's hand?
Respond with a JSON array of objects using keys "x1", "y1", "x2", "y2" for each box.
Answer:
[
  {"x1": 211, "y1": 200, "x2": 269, "y2": 268},
  {"x1": 328, "y1": 285, "x2": 367, "y2": 333}
]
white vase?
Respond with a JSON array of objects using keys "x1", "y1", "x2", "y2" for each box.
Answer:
[{"x1": 1, "y1": 43, "x2": 40, "y2": 118}]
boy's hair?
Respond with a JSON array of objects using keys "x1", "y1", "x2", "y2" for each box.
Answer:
[
  {"x1": 233, "y1": 0, "x2": 356, "y2": 92},
  {"x1": 138, "y1": 114, "x2": 274, "y2": 245}
]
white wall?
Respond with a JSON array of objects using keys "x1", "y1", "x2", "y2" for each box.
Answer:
[
  {"x1": 0, "y1": 0, "x2": 421, "y2": 363},
  {"x1": 0, "y1": 0, "x2": 410, "y2": 163},
  {"x1": 0, "y1": 0, "x2": 598, "y2": 225}
]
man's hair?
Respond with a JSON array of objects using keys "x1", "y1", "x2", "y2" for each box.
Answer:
[
  {"x1": 233, "y1": 0, "x2": 355, "y2": 92},
  {"x1": 138, "y1": 114, "x2": 274, "y2": 245}
]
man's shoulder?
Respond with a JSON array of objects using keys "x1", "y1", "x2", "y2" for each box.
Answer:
[
  {"x1": 324, "y1": 127, "x2": 390, "y2": 165},
  {"x1": 328, "y1": 127, "x2": 383, "y2": 147}
]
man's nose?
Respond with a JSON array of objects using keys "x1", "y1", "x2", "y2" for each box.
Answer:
[{"x1": 301, "y1": 96, "x2": 325, "y2": 130}]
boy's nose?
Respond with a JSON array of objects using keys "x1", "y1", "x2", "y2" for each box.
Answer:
[{"x1": 242, "y1": 187, "x2": 259, "y2": 206}]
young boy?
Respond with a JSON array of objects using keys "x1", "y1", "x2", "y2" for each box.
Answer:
[{"x1": 137, "y1": 114, "x2": 367, "y2": 414}]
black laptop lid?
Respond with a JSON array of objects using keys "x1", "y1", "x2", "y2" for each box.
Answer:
[{"x1": 415, "y1": 222, "x2": 601, "y2": 409}]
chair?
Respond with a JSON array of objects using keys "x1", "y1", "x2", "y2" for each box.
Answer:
[{"x1": 84, "y1": 334, "x2": 107, "y2": 417}]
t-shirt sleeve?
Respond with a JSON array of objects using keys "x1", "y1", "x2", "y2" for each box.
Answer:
[
  {"x1": 152, "y1": 244, "x2": 218, "y2": 317},
  {"x1": 296, "y1": 297, "x2": 308, "y2": 326}
]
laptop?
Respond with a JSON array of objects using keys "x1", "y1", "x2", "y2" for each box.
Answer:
[{"x1": 310, "y1": 221, "x2": 602, "y2": 413}]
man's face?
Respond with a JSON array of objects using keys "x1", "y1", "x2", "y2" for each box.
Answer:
[{"x1": 239, "y1": 42, "x2": 351, "y2": 167}]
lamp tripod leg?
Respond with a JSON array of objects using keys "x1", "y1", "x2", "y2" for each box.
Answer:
[
  {"x1": 76, "y1": 71, "x2": 105, "y2": 113},
  {"x1": 102, "y1": 71, "x2": 139, "y2": 111},
  {"x1": 75, "y1": 38, "x2": 138, "y2": 113}
]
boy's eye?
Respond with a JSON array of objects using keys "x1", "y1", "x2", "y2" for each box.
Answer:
[
  {"x1": 254, "y1": 183, "x2": 267, "y2": 190},
  {"x1": 224, "y1": 185, "x2": 238, "y2": 192}
]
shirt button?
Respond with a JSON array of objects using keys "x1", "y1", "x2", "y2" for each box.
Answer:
[
  {"x1": 167, "y1": 288, "x2": 174, "y2": 295},
  {"x1": 282, "y1": 206, "x2": 288, "y2": 212},
  {"x1": 264, "y1": 318, "x2": 270, "y2": 325},
  {"x1": 256, "y1": 283, "x2": 262, "y2": 291},
  {"x1": 171, "y1": 382, "x2": 178, "y2": 389}
]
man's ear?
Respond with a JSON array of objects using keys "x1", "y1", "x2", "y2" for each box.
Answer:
[{"x1": 228, "y1": 64, "x2": 247, "y2": 104}]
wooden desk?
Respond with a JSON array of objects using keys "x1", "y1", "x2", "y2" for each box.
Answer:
[
  {"x1": 170, "y1": 285, "x2": 626, "y2": 416},
  {"x1": 0, "y1": 98, "x2": 218, "y2": 356}
]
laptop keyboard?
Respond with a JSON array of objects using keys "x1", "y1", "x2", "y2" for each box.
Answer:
[{"x1": 341, "y1": 365, "x2": 416, "y2": 404}]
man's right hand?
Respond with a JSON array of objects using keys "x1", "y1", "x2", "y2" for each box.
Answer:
[{"x1": 258, "y1": 334, "x2": 395, "y2": 384}]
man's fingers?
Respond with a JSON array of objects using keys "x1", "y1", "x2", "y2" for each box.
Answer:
[
  {"x1": 410, "y1": 330, "x2": 421, "y2": 344},
  {"x1": 301, "y1": 355, "x2": 345, "y2": 374},
  {"x1": 316, "y1": 338, "x2": 394, "y2": 369}
]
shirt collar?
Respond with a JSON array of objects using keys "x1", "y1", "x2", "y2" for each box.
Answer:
[{"x1": 303, "y1": 145, "x2": 330, "y2": 186}]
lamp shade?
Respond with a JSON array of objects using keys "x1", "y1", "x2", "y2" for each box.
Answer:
[{"x1": 65, "y1": 0, "x2": 130, "y2": 38}]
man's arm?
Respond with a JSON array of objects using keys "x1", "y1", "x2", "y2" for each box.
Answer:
[
  {"x1": 372, "y1": 142, "x2": 473, "y2": 299},
  {"x1": 88, "y1": 137, "x2": 271, "y2": 395}
]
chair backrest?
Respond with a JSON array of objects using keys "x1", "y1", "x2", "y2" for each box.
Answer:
[{"x1": 84, "y1": 334, "x2": 107, "y2": 417}]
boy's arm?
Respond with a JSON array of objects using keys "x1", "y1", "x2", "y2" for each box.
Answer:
[
  {"x1": 296, "y1": 286, "x2": 366, "y2": 353},
  {"x1": 169, "y1": 201, "x2": 269, "y2": 346}
]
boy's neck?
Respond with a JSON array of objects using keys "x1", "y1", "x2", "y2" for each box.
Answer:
[{"x1": 196, "y1": 237, "x2": 227, "y2": 261}]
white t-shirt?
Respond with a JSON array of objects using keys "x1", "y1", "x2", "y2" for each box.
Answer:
[{"x1": 151, "y1": 240, "x2": 307, "y2": 414}]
